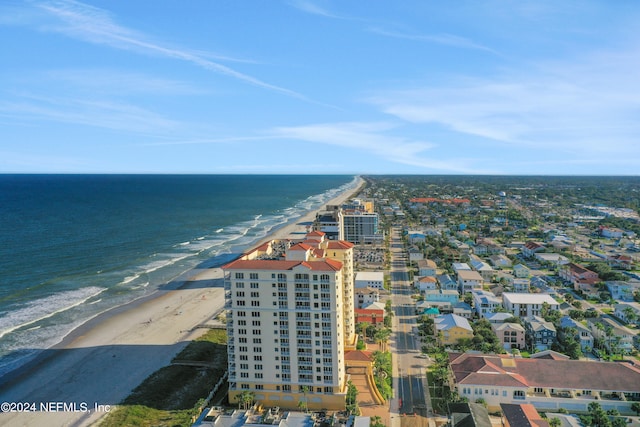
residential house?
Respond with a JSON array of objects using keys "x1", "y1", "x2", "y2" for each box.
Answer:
[
  {"x1": 608, "y1": 254, "x2": 634, "y2": 270},
  {"x1": 425, "y1": 289, "x2": 460, "y2": 305},
  {"x1": 415, "y1": 276, "x2": 438, "y2": 292},
  {"x1": 355, "y1": 287, "x2": 380, "y2": 309},
  {"x1": 409, "y1": 246, "x2": 424, "y2": 262},
  {"x1": 354, "y1": 271, "x2": 384, "y2": 290},
  {"x1": 489, "y1": 254, "x2": 512, "y2": 269},
  {"x1": 457, "y1": 270, "x2": 484, "y2": 293},
  {"x1": 501, "y1": 403, "x2": 549, "y2": 427},
  {"x1": 525, "y1": 316, "x2": 557, "y2": 351},
  {"x1": 513, "y1": 264, "x2": 531, "y2": 279},
  {"x1": 449, "y1": 403, "x2": 492, "y2": 427},
  {"x1": 613, "y1": 302, "x2": 640, "y2": 327},
  {"x1": 453, "y1": 302, "x2": 474, "y2": 319},
  {"x1": 486, "y1": 312, "x2": 516, "y2": 324},
  {"x1": 438, "y1": 274, "x2": 459, "y2": 291},
  {"x1": 606, "y1": 280, "x2": 640, "y2": 302},
  {"x1": 450, "y1": 352, "x2": 640, "y2": 413},
  {"x1": 471, "y1": 290, "x2": 502, "y2": 318},
  {"x1": 588, "y1": 317, "x2": 635, "y2": 355},
  {"x1": 470, "y1": 258, "x2": 496, "y2": 282},
  {"x1": 600, "y1": 226, "x2": 625, "y2": 239},
  {"x1": 355, "y1": 302, "x2": 385, "y2": 326},
  {"x1": 417, "y1": 259, "x2": 438, "y2": 276},
  {"x1": 534, "y1": 253, "x2": 570, "y2": 268},
  {"x1": 558, "y1": 263, "x2": 600, "y2": 288},
  {"x1": 511, "y1": 279, "x2": 531, "y2": 293},
  {"x1": 453, "y1": 263, "x2": 472, "y2": 273},
  {"x1": 434, "y1": 313, "x2": 474, "y2": 346},
  {"x1": 502, "y1": 293, "x2": 559, "y2": 319},
  {"x1": 408, "y1": 231, "x2": 426, "y2": 244},
  {"x1": 493, "y1": 322, "x2": 526, "y2": 350},
  {"x1": 522, "y1": 241, "x2": 545, "y2": 258},
  {"x1": 417, "y1": 300, "x2": 452, "y2": 316},
  {"x1": 559, "y1": 316, "x2": 594, "y2": 352}
]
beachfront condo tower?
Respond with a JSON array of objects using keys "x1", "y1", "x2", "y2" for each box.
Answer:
[{"x1": 222, "y1": 231, "x2": 356, "y2": 410}]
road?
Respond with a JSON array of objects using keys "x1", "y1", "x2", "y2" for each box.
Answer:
[{"x1": 387, "y1": 227, "x2": 430, "y2": 426}]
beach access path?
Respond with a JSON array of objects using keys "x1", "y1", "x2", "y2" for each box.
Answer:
[{"x1": 0, "y1": 177, "x2": 364, "y2": 427}]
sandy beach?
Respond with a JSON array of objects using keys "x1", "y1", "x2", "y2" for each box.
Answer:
[{"x1": 0, "y1": 177, "x2": 364, "y2": 427}]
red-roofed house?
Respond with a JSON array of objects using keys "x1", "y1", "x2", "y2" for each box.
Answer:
[
  {"x1": 449, "y1": 352, "x2": 640, "y2": 413},
  {"x1": 558, "y1": 262, "x2": 600, "y2": 289},
  {"x1": 522, "y1": 242, "x2": 545, "y2": 259}
]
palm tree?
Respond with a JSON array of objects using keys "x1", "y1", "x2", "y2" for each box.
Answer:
[
  {"x1": 238, "y1": 390, "x2": 255, "y2": 410},
  {"x1": 374, "y1": 328, "x2": 391, "y2": 352},
  {"x1": 298, "y1": 386, "x2": 309, "y2": 413}
]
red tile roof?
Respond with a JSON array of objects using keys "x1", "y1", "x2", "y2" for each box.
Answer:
[
  {"x1": 326, "y1": 241, "x2": 355, "y2": 249},
  {"x1": 223, "y1": 259, "x2": 342, "y2": 271},
  {"x1": 450, "y1": 353, "x2": 640, "y2": 392}
]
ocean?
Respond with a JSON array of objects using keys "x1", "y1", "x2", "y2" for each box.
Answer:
[{"x1": 0, "y1": 174, "x2": 357, "y2": 378}]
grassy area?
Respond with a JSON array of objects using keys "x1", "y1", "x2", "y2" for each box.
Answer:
[{"x1": 100, "y1": 328, "x2": 227, "y2": 427}]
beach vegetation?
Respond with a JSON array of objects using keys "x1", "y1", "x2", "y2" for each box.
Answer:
[{"x1": 100, "y1": 328, "x2": 227, "y2": 427}]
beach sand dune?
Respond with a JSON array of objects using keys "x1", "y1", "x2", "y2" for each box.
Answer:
[{"x1": 0, "y1": 177, "x2": 363, "y2": 427}]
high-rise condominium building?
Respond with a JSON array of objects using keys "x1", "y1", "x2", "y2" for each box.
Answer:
[{"x1": 222, "y1": 232, "x2": 355, "y2": 410}]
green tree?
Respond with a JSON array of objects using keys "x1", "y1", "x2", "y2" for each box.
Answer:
[
  {"x1": 631, "y1": 401, "x2": 640, "y2": 416},
  {"x1": 239, "y1": 390, "x2": 255, "y2": 410},
  {"x1": 549, "y1": 417, "x2": 561, "y2": 427}
]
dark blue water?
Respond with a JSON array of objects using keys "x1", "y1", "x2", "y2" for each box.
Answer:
[{"x1": 0, "y1": 174, "x2": 356, "y2": 377}]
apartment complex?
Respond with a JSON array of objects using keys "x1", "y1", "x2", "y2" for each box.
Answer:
[{"x1": 222, "y1": 232, "x2": 356, "y2": 410}]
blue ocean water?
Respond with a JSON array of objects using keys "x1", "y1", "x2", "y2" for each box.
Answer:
[{"x1": 0, "y1": 174, "x2": 357, "y2": 377}]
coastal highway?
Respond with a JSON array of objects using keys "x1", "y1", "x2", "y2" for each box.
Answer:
[{"x1": 388, "y1": 227, "x2": 429, "y2": 423}]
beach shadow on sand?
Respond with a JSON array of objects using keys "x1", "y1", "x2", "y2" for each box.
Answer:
[{"x1": 0, "y1": 340, "x2": 227, "y2": 410}]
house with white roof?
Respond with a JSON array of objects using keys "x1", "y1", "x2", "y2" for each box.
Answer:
[
  {"x1": 502, "y1": 293, "x2": 559, "y2": 319},
  {"x1": 354, "y1": 271, "x2": 384, "y2": 289},
  {"x1": 471, "y1": 290, "x2": 502, "y2": 318}
]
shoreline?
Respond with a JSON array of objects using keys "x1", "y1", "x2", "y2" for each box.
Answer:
[{"x1": 0, "y1": 176, "x2": 364, "y2": 427}]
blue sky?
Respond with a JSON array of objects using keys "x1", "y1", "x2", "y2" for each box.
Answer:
[{"x1": 1, "y1": 0, "x2": 639, "y2": 174}]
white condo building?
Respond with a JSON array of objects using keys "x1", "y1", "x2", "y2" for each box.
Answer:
[{"x1": 222, "y1": 232, "x2": 356, "y2": 410}]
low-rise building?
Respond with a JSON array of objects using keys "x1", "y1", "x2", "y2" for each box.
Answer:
[
  {"x1": 415, "y1": 276, "x2": 438, "y2": 292},
  {"x1": 437, "y1": 274, "x2": 458, "y2": 291},
  {"x1": 501, "y1": 403, "x2": 549, "y2": 427},
  {"x1": 450, "y1": 352, "x2": 640, "y2": 413},
  {"x1": 471, "y1": 290, "x2": 502, "y2": 318},
  {"x1": 425, "y1": 289, "x2": 460, "y2": 305},
  {"x1": 489, "y1": 254, "x2": 513, "y2": 269},
  {"x1": 559, "y1": 316, "x2": 594, "y2": 352},
  {"x1": 606, "y1": 280, "x2": 640, "y2": 302},
  {"x1": 614, "y1": 302, "x2": 640, "y2": 326},
  {"x1": 493, "y1": 322, "x2": 526, "y2": 350},
  {"x1": 457, "y1": 270, "x2": 484, "y2": 293},
  {"x1": 525, "y1": 316, "x2": 556, "y2": 351},
  {"x1": 588, "y1": 317, "x2": 636, "y2": 354},
  {"x1": 522, "y1": 241, "x2": 545, "y2": 258},
  {"x1": 355, "y1": 287, "x2": 380, "y2": 309},
  {"x1": 417, "y1": 259, "x2": 438, "y2": 276},
  {"x1": 502, "y1": 293, "x2": 559, "y2": 319},
  {"x1": 511, "y1": 278, "x2": 531, "y2": 293},
  {"x1": 354, "y1": 271, "x2": 384, "y2": 290},
  {"x1": 559, "y1": 263, "x2": 600, "y2": 288},
  {"x1": 513, "y1": 264, "x2": 531, "y2": 279},
  {"x1": 434, "y1": 314, "x2": 473, "y2": 346}
]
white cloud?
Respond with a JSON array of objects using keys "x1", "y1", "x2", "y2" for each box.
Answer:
[
  {"x1": 368, "y1": 45, "x2": 640, "y2": 156},
  {"x1": 270, "y1": 121, "x2": 492, "y2": 173},
  {"x1": 29, "y1": 0, "x2": 309, "y2": 100},
  {"x1": 369, "y1": 27, "x2": 499, "y2": 55}
]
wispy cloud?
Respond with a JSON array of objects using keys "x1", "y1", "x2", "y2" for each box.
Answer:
[
  {"x1": 369, "y1": 27, "x2": 499, "y2": 55},
  {"x1": 27, "y1": 0, "x2": 309, "y2": 100},
  {"x1": 368, "y1": 44, "x2": 640, "y2": 158},
  {"x1": 288, "y1": 0, "x2": 348, "y2": 20},
  {"x1": 270, "y1": 121, "x2": 490, "y2": 173},
  {"x1": 0, "y1": 94, "x2": 178, "y2": 133}
]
